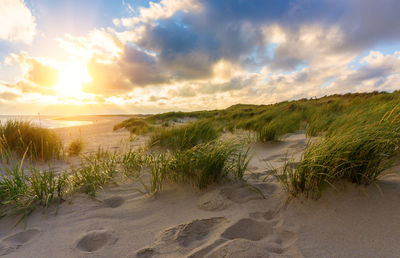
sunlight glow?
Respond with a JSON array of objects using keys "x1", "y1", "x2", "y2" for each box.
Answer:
[{"x1": 56, "y1": 60, "x2": 92, "y2": 97}]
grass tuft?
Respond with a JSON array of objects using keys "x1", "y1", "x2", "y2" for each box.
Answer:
[
  {"x1": 113, "y1": 117, "x2": 154, "y2": 135},
  {"x1": 149, "y1": 121, "x2": 219, "y2": 150},
  {"x1": 0, "y1": 157, "x2": 69, "y2": 221},
  {"x1": 121, "y1": 141, "x2": 251, "y2": 194},
  {"x1": 70, "y1": 149, "x2": 118, "y2": 197},
  {"x1": 276, "y1": 107, "x2": 400, "y2": 198},
  {"x1": 68, "y1": 138, "x2": 84, "y2": 156},
  {"x1": 0, "y1": 120, "x2": 62, "y2": 161}
]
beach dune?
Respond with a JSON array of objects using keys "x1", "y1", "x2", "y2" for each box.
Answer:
[{"x1": 0, "y1": 118, "x2": 399, "y2": 257}]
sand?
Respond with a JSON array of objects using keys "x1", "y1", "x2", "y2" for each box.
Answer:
[{"x1": 0, "y1": 117, "x2": 399, "y2": 257}]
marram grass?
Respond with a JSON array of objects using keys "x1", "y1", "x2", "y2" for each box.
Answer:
[
  {"x1": 149, "y1": 121, "x2": 219, "y2": 151},
  {"x1": 120, "y1": 140, "x2": 251, "y2": 194},
  {"x1": 276, "y1": 105, "x2": 400, "y2": 198},
  {"x1": 117, "y1": 91, "x2": 400, "y2": 143},
  {"x1": 0, "y1": 154, "x2": 69, "y2": 222},
  {"x1": 0, "y1": 140, "x2": 251, "y2": 221},
  {"x1": 0, "y1": 120, "x2": 63, "y2": 161}
]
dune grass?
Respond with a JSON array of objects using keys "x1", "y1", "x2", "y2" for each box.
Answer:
[
  {"x1": 166, "y1": 141, "x2": 251, "y2": 189},
  {"x1": 0, "y1": 139, "x2": 250, "y2": 219},
  {"x1": 0, "y1": 158, "x2": 69, "y2": 221},
  {"x1": 2, "y1": 90, "x2": 400, "y2": 220},
  {"x1": 68, "y1": 138, "x2": 84, "y2": 156},
  {"x1": 113, "y1": 117, "x2": 154, "y2": 135},
  {"x1": 148, "y1": 121, "x2": 219, "y2": 150},
  {"x1": 121, "y1": 141, "x2": 251, "y2": 194},
  {"x1": 70, "y1": 148, "x2": 118, "y2": 197},
  {"x1": 117, "y1": 92, "x2": 400, "y2": 143},
  {"x1": 115, "y1": 90, "x2": 400, "y2": 197},
  {"x1": 0, "y1": 120, "x2": 63, "y2": 161},
  {"x1": 276, "y1": 105, "x2": 400, "y2": 198}
]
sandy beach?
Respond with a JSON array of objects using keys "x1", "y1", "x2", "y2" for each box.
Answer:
[{"x1": 0, "y1": 117, "x2": 399, "y2": 258}]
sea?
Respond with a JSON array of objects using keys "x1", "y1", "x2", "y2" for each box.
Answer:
[{"x1": 0, "y1": 115, "x2": 92, "y2": 129}]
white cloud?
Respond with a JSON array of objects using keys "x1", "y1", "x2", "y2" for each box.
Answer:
[
  {"x1": 114, "y1": 0, "x2": 202, "y2": 27},
  {"x1": 0, "y1": 0, "x2": 37, "y2": 44}
]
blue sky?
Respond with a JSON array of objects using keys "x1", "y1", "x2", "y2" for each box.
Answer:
[{"x1": 0, "y1": 0, "x2": 400, "y2": 115}]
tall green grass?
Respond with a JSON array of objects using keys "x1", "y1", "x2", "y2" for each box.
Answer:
[
  {"x1": 149, "y1": 121, "x2": 219, "y2": 150},
  {"x1": 117, "y1": 91, "x2": 400, "y2": 143},
  {"x1": 276, "y1": 105, "x2": 400, "y2": 198},
  {"x1": 115, "y1": 90, "x2": 400, "y2": 197},
  {"x1": 120, "y1": 141, "x2": 251, "y2": 194},
  {"x1": 70, "y1": 148, "x2": 118, "y2": 197},
  {"x1": 0, "y1": 155, "x2": 69, "y2": 221},
  {"x1": 167, "y1": 141, "x2": 250, "y2": 189},
  {"x1": 0, "y1": 120, "x2": 62, "y2": 161}
]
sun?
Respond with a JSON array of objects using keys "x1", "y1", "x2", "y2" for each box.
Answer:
[{"x1": 56, "y1": 60, "x2": 92, "y2": 97}]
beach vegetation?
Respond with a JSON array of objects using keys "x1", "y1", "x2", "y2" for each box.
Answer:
[
  {"x1": 68, "y1": 138, "x2": 84, "y2": 156},
  {"x1": 148, "y1": 121, "x2": 219, "y2": 151},
  {"x1": 275, "y1": 104, "x2": 400, "y2": 198},
  {"x1": 122, "y1": 141, "x2": 251, "y2": 194},
  {"x1": 113, "y1": 117, "x2": 154, "y2": 135},
  {"x1": 0, "y1": 120, "x2": 62, "y2": 161}
]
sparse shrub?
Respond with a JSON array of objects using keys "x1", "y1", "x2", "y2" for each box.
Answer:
[{"x1": 68, "y1": 139, "x2": 84, "y2": 156}]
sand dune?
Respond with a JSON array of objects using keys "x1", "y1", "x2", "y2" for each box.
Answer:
[{"x1": 0, "y1": 119, "x2": 399, "y2": 257}]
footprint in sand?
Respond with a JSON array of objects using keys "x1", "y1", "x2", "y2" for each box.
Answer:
[
  {"x1": 221, "y1": 218, "x2": 274, "y2": 241},
  {"x1": 76, "y1": 229, "x2": 118, "y2": 252},
  {"x1": 134, "y1": 247, "x2": 158, "y2": 258},
  {"x1": 197, "y1": 190, "x2": 232, "y2": 211},
  {"x1": 221, "y1": 186, "x2": 263, "y2": 204},
  {"x1": 189, "y1": 216, "x2": 297, "y2": 257},
  {"x1": 0, "y1": 228, "x2": 40, "y2": 256},
  {"x1": 135, "y1": 217, "x2": 228, "y2": 257},
  {"x1": 249, "y1": 209, "x2": 277, "y2": 221},
  {"x1": 204, "y1": 239, "x2": 270, "y2": 258},
  {"x1": 103, "y1": 196, "x2": 125, "y2": 208},
  {"x1": 158, "y1": 217, "x2": 228, "y2": 247},
  {"x1": 275, "y1": 228, "x2": 298, "y2": 249}
]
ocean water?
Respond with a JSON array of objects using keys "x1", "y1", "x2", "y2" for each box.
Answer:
[{"x1": 0, "y1": 115, "x2": 92, "y2": 129}]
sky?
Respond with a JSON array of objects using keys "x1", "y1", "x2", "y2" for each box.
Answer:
[{"x1": 0, "y1": 0, "x2": 400, "y2": 115}]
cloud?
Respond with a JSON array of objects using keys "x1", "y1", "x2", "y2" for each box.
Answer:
[
  {"x1": 49, "y1": 0, "x2": 400, "y2": 100},
  {"x1": 7, "y1": 52, "x2": 59, "y2": 87},
  {"x1": 82, "y1": 56, "x2": 131, "y2": 96},
  {"x1": 56, "y1": 29, "x2": 122, "y2": 60},
  {"x1": 3, "y1": 0, "x2": 400, "y2": 113},
  {"x1": 0, "y1": 0, "x2": 36, "y2": 44},
  {"x1": 25, "y1": 59, "x2": 58, "y2": 87},
  {"x1": 341, "y1": 0, "x2": 400, "y2": 50},
  {"x1": 114, "y1": 0, "x2": 201, "y2": 27},
  {"x1": 120, "y1": 45, "x2": 170, "y2": 86},
  {"x1": 328, "y1": 51, "x2": 400, "y2": 93},
  {"x1": 0, "y1": 91, "x2": 19, "y2": 101}
]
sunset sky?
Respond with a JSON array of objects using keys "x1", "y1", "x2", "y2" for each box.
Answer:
[{"x1": 1, "y1": 0, "x2": 400, "y2": 115}]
